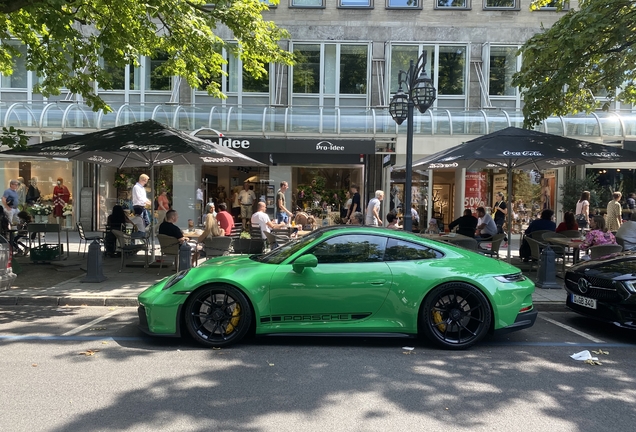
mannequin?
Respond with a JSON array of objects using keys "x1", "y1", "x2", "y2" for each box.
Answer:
[
  {"x1": 53, "y1": 177, "x2": 71, "y2": 224},
  {"x1": 16, "y1": 177, "x2": 27, "y2": 206}
]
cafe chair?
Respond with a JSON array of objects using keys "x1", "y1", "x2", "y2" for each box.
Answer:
[
  {"x1": 157, "y1": 234, "x2": 181, "y2": 274},
  {"x1": 111, "y1": 229, "x2": 148, "y2": 272},
  {"x1": 529, "y1": 230, "x2": 553, "y2": 241},
  {"x1": 203, "y1": 236, "x2": 233, "y2": 258},
  {"x1": 525, "y1": 236, "x2": 566, "y2": 275},
  {"x1": 541, "y1": 231, "x2": 569, "y2": 260},
  {"x1": 452, "y1": 238, "x2": 478, "y2": 251},
  {"x1": 589, "y1": 244, "x2": 623, "y2": 260},
  {"x1": 77, "y1": 222, "x2": 102, "y2": 257},
  {"x1": 477, "y1": 233, "x2": 505, "y2": 258}
]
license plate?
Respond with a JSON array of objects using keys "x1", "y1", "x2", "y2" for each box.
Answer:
[{"x1": 571, "y1": 294, "x2": 597, "y2": 309}]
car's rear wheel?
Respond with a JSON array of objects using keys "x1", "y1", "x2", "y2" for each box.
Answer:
[
  {"x1": 421, "y1": 282, "x2": 491, "y2": 350},
  {"x1": 184, "y1": 285, "x2": 252, "y2": 347}
]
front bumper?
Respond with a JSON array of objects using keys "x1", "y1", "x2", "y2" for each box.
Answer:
[
  {"x1": 565, "y1": 296, "x2": 636, "y2": 330},
  {"x1": 493, "y1": 309, "x2": 538, "y2": 336}
]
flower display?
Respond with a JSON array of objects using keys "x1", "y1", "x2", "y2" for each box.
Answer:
[
  {"x1": 62, "y1": 203, "x2": 73, "y2": 216},
  {"x1": 29, "y1": 203, "x2": 53, "y2": 216}
]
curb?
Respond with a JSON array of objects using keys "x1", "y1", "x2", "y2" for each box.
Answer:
[{"x1": 0, "y1": 296, "x2": 139, "y2": 307}]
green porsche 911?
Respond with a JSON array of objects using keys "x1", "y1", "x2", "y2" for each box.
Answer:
[{"x1": 138, "y1": 226, "x2": 536, "y2": 350}]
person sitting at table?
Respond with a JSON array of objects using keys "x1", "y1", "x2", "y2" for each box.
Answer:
[
  {"x1": 216, "y1": 203, "x2": 235, "y2": 236},
  {"x1": 197, "y1": 210, "x2": 224, "y2": 243},
  {"x1": 159, "y1": 209, "x2": 200, "y2": 266},
  {"x1": 475, "y1": 207, "x2": 498, "y2": 241},
  {"x1": 105, "y1": 205, "x2": 133, "y2": 257},
  {"x1": 424, "y1": 218, "x2": 440, "y2": 234},
  {"x1": 295, "y1": 211, "x2": 316, "y2": 230},
  {"x1": 581, "y1": 215, "x2": 617, "y2": 252},
  {"x1": 556, "y1": 211, "x2": 578, "y2": 233},
  {"x1": 349, "y1": 211, "x2": 364, "y2": 226},
  {"x1": 386, "y1": 212, "x2": 402, "y2": 229},
  {"x1": 616, "y1": 212, "x2": 636, "y2": 251},
  {"x1": 448, "y1": 209, "x2": 478, "y2": 238},
  {"x1": 129, "y1": 206, "x2": 146, "y2": 239},
  {"x1": 519, "y1": 209, "x2": 556, "y2": 261},
  {"x1": 251, "y1": 202, "x2": 287, "y2": 239}
]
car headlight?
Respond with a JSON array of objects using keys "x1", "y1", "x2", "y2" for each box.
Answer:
[
  {"x1": 623, "y1": 281, "x2": 636, "y2": 293},
  {"x1": 162, "y1": 269, "x2": 190, "y2": 290},
  {"x1": 494, "y1": 273, "x2": 527, "y2": 283}
]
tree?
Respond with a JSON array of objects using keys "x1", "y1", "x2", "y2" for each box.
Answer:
[
  {"x1": 0, "y1": 0, "x2": 293, "y2": 116},
  {"x1": 559, "y1": 172, "x2": 601, "y2": 214},
  {"x1": 512, "y1": 0, "x2": 636, "y2": 127}
]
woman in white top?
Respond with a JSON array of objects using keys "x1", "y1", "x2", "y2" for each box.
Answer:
[{"x1": 575, "y1": 191, "x2": 590, "y2": 228}]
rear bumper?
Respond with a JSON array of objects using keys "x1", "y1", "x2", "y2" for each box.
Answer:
[{"x1": 493, "y1": 309, "x2": 538, "y2": 336}]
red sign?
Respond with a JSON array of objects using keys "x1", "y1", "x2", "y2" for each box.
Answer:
[{"x1": 465, "y1": 171, "x2": 488, "y2": 214}]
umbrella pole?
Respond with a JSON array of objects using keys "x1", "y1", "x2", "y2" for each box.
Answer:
[
  {"x1": 507, "y1": 168, "x2": 513, "y2": 263},
  {"x1": 150, "y1": 165, "x2": 156, "y2": 261}
]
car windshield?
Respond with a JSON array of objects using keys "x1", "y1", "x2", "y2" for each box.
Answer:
[{"x1": 253, "y1": 230, "x2": 325, "y2": 264}]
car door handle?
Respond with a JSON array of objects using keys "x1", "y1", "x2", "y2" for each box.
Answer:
[{"x1": 367, "y1": 279, "x2": 386, "y2": 285}]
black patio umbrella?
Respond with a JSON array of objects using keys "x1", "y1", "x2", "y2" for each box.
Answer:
[
  {"x1": 2, "y1": 119, "x2": 266, "y2": 257},
  {"x1": 2, "y1": 119, "x2": 264, "y2": 168},
  {"x1": 396, "y1": 126, "x2": 636, "y2": 259}
]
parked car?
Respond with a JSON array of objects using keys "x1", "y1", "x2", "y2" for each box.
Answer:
[
  {"x1": 0, "y1": 234, "x2": 17, "y2": 290},
  {"x1": 564, "y1": 254, "x2": 636, "y2": 329},
  {"x1": 138, "y1": 226, "x2": 537, "y2": 350}
]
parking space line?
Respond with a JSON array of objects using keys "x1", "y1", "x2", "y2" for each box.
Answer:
[
  {"x1": 61, "y1": 310, "x2": 122, "y2": 336},
  {"x1": 540, "y1": 316, "x2": 605, "y2": 343}
]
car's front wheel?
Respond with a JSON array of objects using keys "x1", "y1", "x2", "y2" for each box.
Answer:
[
  {"x1": 421, "y1": 282, "x2": 491, "y2": 350},
  {"x1": 184, "y1": 285, "x2": 252, "y2": 347}
]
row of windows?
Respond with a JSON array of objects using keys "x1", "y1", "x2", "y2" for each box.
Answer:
[
  {"x1": 267, "y1": 0, "x2": 561, "y2": 10},
  {"x1": 0, "y1": 42, "x2": 520, "y2": 100}
]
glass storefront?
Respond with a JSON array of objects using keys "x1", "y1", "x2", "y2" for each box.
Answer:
[{"x1": 0, "y1": 159, "x2": 74, "y2": 225}]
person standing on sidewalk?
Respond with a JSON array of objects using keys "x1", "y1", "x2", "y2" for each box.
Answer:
[
  {"x1": 238, "y1": 182, "x2": 256, "y2": 229},
  {"x1": 365, "y1": 190, "x2": 384, "y2": 226},
  {"x1": 276, "y1": 181, "x2": 293, "y2": 224},
  {"x1": 606, "y1": 191, "x2": 622, "y2": 232},
  {"x1": 345, "y1": 185, "x2": 361, "y2": 224},
  {"x1": 2, "y1": 179, "x2": 20, "y2": 224},
  {"x1": 132, "y1": 174, "x2": 151, "y2": 227}
]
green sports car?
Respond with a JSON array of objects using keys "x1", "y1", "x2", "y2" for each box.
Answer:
[{"x1": 138, "y1": 226, "x2": 536, "y2": 349}]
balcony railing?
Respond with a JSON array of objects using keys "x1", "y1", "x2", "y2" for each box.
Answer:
[{"x1": 2, "y1": 101, "x2": 635, "y2": 142}]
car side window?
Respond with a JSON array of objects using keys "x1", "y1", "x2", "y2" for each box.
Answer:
[
  {"x1": 384, "y1": 238, "x2": 443, "y2": 261},
  {"x1": 309, "y1": 234, "x2": 387, "y2": 264}
]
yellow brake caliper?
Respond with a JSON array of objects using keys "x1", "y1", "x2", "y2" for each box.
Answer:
[
  {"x1": 225, "y1": 304, "x2": 241, "y2": 334},
  {"x1": 432, "y1": 309, "x2": 446, "y2": 332}
]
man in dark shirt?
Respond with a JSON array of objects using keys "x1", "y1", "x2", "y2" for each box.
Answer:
[
  {"x1": 448, "y1": 209, "x2": 478, "y2": 238},
  {"x1": 346, "y1": 185, "x2": 362, "y2": 223},
  {"x1": 159, "y1": 209, "x2": 186, "y2": 244}
]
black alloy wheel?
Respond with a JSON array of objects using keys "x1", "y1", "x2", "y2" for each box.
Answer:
[
  {"x1": 184, "y1": 285, "x2": 252, "y2": 347},
  {"x1": 421, "y1": 282, "x2": 492, "y2": 350}
]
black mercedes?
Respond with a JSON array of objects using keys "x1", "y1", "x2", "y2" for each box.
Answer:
[{"x1": 564, "y1": 254, "x2": 636, "y2": 329}]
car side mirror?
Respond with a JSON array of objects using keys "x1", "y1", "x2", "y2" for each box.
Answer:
[{"x1": 292, "y1": 254, "x2": 318, "y2": 273}]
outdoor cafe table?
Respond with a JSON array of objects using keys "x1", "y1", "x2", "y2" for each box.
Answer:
[{"x1": 545, "y1": 237, "x2": 585, "y2": 264}]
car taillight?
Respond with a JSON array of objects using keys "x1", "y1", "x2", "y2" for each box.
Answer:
[{"x1": 519, "y1": 306, "x2": 533, "y2": 313}]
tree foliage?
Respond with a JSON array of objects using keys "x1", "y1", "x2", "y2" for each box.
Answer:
[
  {"x1": 0, "y1": 0, "x2": 293, "y2": 114},
  {"x1": 513, "y1": 0, "x2": 636, "y2": 127},
  {"x1": 559, "y1": 172, "x2": 602, "y2": 214}
]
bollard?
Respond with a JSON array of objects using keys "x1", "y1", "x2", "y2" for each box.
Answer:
[
  {"x1": 81, "y1": 239, "x2": 107, "y2": 283},
  {"x1": 178, "y1": 242, "x2": 192, "y2": 272},
  {"x1": 535, "y1": 245, "x2": 560, "y2": 289}
]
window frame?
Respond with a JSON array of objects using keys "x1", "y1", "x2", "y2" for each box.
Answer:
[
  {"x1": 482, "y1": 0, "x2": 519, "y2": 11},
  {"x1": 486, "y1": 45, "x2": 520, "y2": 98},
  {"x1": 384, "y1": 237, "x2": 444, "y2": 261},
  {"x1": 338, "y1": 0, "x2": 374, "y2": 8},
  {"x1": 307, "y1": 234, "x2": 388, "y2": 264},
  {"x1": 386, "y1": 0, "x2": 422, "y2": 10},
  {"x1": 435, "y1": 0, "x2": 471, "y2": 10},
  {"x1": 289, "y1": 0, "x2": 326, "y2": 8}
]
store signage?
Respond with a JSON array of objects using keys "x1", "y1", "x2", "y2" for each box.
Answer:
[
  {"x1": 215, "y1": 138, "x2": 251, "y2": 149},
  {"x1": 315, "y1": 141, "x2": 345, "y2": 151}
]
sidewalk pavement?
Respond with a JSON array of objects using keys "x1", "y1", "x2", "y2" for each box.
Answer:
[{"x1": 0, "y1": 230, "x2": 568, "y2": 308}]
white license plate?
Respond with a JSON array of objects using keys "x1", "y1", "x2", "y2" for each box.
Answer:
[{"x1": 571, "y1": 294, "x2": 597, "y2": 309}]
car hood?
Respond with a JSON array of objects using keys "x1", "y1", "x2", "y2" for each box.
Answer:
[{"x1": 569, "y1": 253, "x2": 636, "y2": 281}]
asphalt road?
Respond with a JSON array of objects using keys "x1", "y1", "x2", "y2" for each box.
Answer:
[{"x1": 1, "y1": 306, "x2": 635, "y2": 432}]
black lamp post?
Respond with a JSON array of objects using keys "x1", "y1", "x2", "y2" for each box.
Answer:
[{"x1": 389, "y1": 51, "x2": 437, "y2": 232}]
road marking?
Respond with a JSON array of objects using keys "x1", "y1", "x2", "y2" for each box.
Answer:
[
  {"x1": 61, "y1": 310, "x2": 122, "y2": 336},
  {"x1": 540, "y1": 316, "x2": 605, "y2": 343}
]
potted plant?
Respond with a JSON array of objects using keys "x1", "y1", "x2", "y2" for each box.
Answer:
[{"x1": 62, "y1": 203, "x2": 73, "y2": 228}]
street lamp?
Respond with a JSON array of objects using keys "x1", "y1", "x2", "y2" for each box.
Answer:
[{"x1": 389, "y1": 51, "x2": 436, "y2": 232}]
